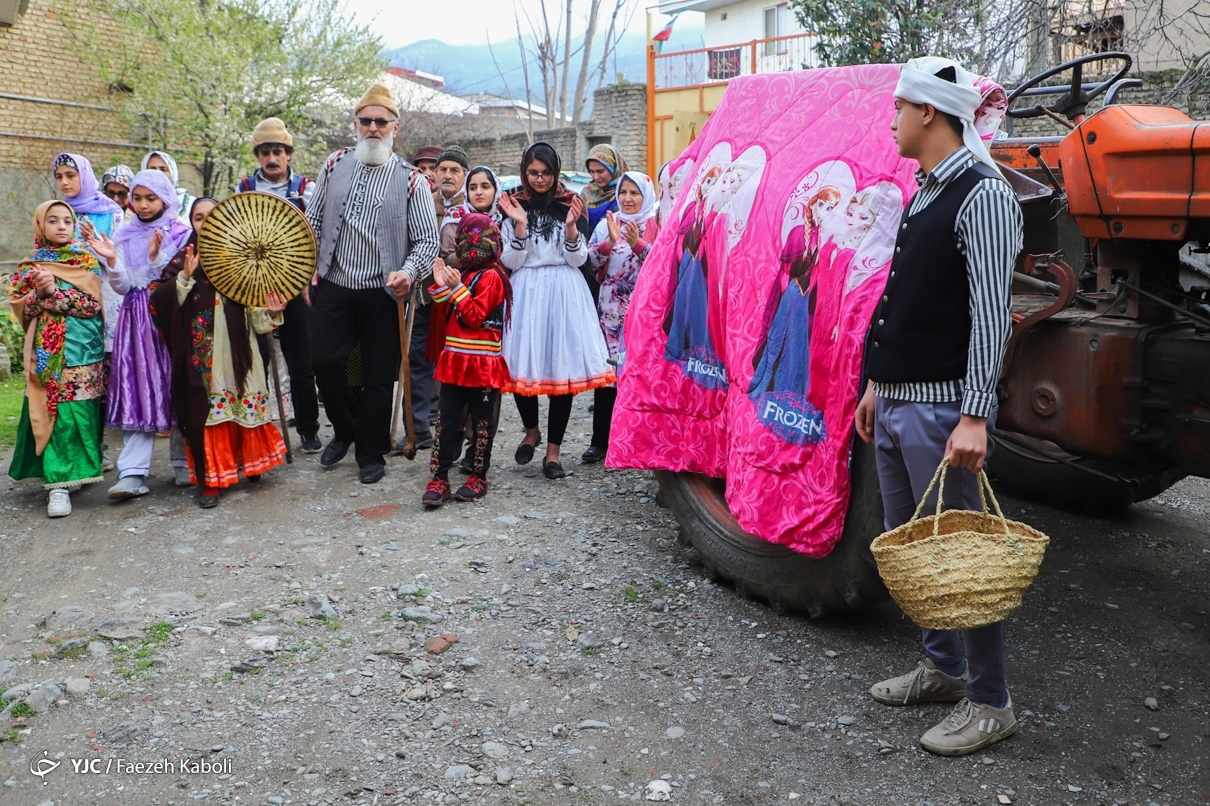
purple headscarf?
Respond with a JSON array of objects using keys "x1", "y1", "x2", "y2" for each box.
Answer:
[
  {"x1": 53, "y1": 153, "x2": 123, "y2": 216},
  {"x1": 112, "y1": 169, "x2": 192, "y2": 284}
]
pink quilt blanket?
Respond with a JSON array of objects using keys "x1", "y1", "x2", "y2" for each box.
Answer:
[{"x1": 607, "y1": 64, "x2": 1005, "y2": 557}]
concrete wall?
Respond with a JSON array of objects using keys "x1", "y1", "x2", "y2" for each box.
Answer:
[{"x1": 454, "y1": 83, "x2": 649, "y2": 179}]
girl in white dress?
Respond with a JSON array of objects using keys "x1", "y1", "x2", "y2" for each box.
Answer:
[{"x1": 499, "y1": 142, "x2": 614, "y2": 479}]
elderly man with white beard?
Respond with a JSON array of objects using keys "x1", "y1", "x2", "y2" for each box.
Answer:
[{"x1": 305, "y1": 83, "x2": 440, "y2": 484}]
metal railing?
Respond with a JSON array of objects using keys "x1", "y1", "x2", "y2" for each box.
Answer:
[{"x1": 652, "y1": 32, "x2": 819, "y2": 92}]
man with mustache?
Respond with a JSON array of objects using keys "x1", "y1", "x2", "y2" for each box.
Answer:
[
  {"x1": 236, "y1": 117, "x2": 322, "y2": 455},
  {"x1": 305, "y1": 84, "x2": 440, "y2": 484}
]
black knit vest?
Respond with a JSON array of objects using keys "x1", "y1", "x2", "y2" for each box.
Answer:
[{"x1": 865, "y1": 163, "x2": 1001, "y2": 385}]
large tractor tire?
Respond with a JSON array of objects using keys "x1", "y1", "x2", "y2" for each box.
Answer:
[{"x1": 655, "y1": 438, "x2": 888, "y2": 617}]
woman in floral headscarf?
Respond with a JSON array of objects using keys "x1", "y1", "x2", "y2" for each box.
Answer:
[
  {"x1": 9, "y1": 201, "x2": 107, "y2": 518},
  {"x1": 580, "y1": 144, "x2": 628, "y2": 233}
]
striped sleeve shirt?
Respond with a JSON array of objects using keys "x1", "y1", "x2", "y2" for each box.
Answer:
[
  {"x1": 874, "y1": 147, "x2": 1023, "y2": 419},
  {"x1": 308, "y1": 153, "x2": 441, "y2": 290}
]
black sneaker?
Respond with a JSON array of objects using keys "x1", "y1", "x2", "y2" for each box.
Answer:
[
  {"x1": 454, "y1": 476, "x2": 488, "y2": 501},
  {"x1": 581, "y1": 445, "x2": 607, "y2": 464},
  {"x1": 299, "y1": 433, "x2": 322, "y2": 454},
  {"x1": 423, "y1": 478, "x2": 451, "y2": 507},
  {"x1": 415, "y1": 431, "x2": 435, "y2": 451},
  {"x1": 359, "y1": 463, "x2": 385, "y2": 484}
]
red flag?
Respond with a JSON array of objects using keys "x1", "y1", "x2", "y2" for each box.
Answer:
[{"x1": 653, "y1": 12, "x2": 680, "y2": 52}]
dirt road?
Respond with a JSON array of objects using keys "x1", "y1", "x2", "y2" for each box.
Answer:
[{"x1": 1, "y1": 401, "x2": 1207, "y2": 806}]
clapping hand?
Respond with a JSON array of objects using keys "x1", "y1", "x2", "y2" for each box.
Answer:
[
  {"x1": 498, "y1": 192, "x2": 526, "y2": 226},
  {"x1": 622, "y1": 220, "x2": 640, "y2": 249},
  {"x1": 266, "y1": 290, "x2": 288, "y2": 316},
  {"x1": 604, "y1": 211, "x2": 620, "y2": 251},
  {"x1": 32, "y1": 269, "x2": 56, "y2": 299},
  {"x1": 180, "y1": 244, "x2": 199, "y2": 282},
  {"x1": 85, "y1": 229, "x2": 116, "y2": 266},
  {"x1": 565, "y1": 196, "x2": 585, "y2": 238},
  {"x1": 432, "y1": 258, "x2": 460, "y2": 289},
  {"x1": 148, "y1": 230, "x2": 164, "y2": 263}
]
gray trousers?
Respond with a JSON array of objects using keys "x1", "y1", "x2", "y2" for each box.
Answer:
[
  {"x1": 408, "y1": 302, "x2": 435, "y2": 437},
  {"x1": 874, "y1": 396, "x2": 1008, "y2": 707}
]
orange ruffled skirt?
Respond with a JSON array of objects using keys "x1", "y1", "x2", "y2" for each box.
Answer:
[{"x1": 186, "y1": 421, "x2": 287, "y2": 489}]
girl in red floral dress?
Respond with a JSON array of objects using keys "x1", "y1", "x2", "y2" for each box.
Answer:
[{"x1": 422, "y1": 213, "x2": 511, "y2": 506}]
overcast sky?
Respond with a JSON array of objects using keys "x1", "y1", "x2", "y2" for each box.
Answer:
[{"x1": 343, "y1": 0, "x2": 690, "y2": 49}]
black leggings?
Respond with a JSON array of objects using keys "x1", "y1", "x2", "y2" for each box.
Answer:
[
  {"x1": 432, "y1": 385, "x2": 499, "y2": 480},
  {"x1": 591, "y1": 386, "x2": 617, "y2": 449},
  {"x1": 514, "y1": 393, "x2": 574, "y2": 446}
]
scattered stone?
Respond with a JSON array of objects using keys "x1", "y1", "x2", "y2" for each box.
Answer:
[
  {"x1": 96, "y1": 618, "x2": 144, "y2": 640},
  {"x1": 101, "y1": 721, "x2": 147, "y2": 743},
  {"x1": 444, "y1": 764, "x2": 475, "y2": 779},
  {"x1": 19, "y1": 682, "x2": 64, "y2": 714},
  {"x1": 495, "y1": 768, "x2": 513, "y2": 785},
  {"x1": 64, "y1": 677, "x2": 91, "y2": 697},
  {"x1": 53, "y1": 637, "x2": 89, "y2": 657},
  {"x1": 645, "y1": 780, "x2": 672, "y2": 801},
  {"x1": 424, "y1": 634, "x2": 458, "y2": 654},
  {"x1": 2, "y1": 683, "x2": 33, "y2": 702},
  {"x1": 1067, "y1": 785, "x2": 1083, "y2": 793},
  {"x1": 772, "y1": 714, "x2": 791, "y2": 725},
  {"x1": 401, "y1": 606, "x2": 442, "y2": 624},
  {"x1": 1144, "y1": 697, "x2": 1159, "y2": 711},
  {"x1": 837, "y1": 715, "x2": 857, "y2": 726},
  {"x1": 391, "y1": 637, "x2": 411, "y2": 655},
  {"x1": 0, "y1": 660, "x2": 17, "y2": 686},
  {"x1": 244, "y1": 635, "x2": 280, "y2": 652},
  {"x1": 482, "y1": 741, "x2": 508, "y2": 759},
  {"x1": 579, "y1": 720, "x2": 609, "y2": 730},
  {"x1": 460, "y1": 657, "x2": 481, "y2": 670},
  {"x1": 219, "y1": 613, "x2": 253, "y2": 625},
  {"x1": 551, "y1": 724, "x2": 567, "y2": 738},
  {"x1": 395, "y1": 584, "x2": 423, "y2": 598},
  {"x1": 149, "y1": 592, "x2": 202, "y2": 614},
  {"x1": 1158, "y1": 732, "x2": 1169, "y2": 740},
  {"x1": 230, "y1": 659, "x2": 265, "y2": 674},
  {"x1": 665, "y1": 726, "x2": 685, "y2": 739},
  {"x1": 394, "y1": 749, "x2": 408, "y2": 759},
  {"x1": 576, "y1": 632, "x2": 604, "y2": 650},
  {"x1": 305, "y1": 594, "x2": 337, "y2": 620},
  {"x1": 184, "y1": 625, "x2": 216, "y2": 638},
  {"x1": 87, "y1": 641, "x2": 109, "y2": 658},
  {"x1": 507, "y1": 701, "x2": 530, "y2": 719}
]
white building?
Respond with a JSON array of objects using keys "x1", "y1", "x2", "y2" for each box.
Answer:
[{"x1": 654, "y1": 0, "x2": 816, "y2": 76}]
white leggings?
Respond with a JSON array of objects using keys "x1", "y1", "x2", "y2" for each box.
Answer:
[{"x1": 116, "y1": 429, "x2": 188, "y2": 479}]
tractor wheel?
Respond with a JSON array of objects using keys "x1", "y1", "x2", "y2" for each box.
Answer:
[
  {"x1": 987, "y1": 439, "x2": 1185, "y2": 513},
  {"x1": 655, "y1": 438, "x2": 887, "y2": 617}
]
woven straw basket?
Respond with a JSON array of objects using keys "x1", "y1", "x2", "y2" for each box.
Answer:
[{"x1": 871, "y1": 459, "x2": 1050, "y2": 631}]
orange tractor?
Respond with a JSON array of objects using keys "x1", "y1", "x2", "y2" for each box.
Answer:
[{"x1": 658, "y1": 53, "x2": 1210, "y2": 616}]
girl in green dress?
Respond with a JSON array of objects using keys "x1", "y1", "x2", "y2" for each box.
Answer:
[{"x1": 9, "y1": 201, "x2": 107, "y2": 518}]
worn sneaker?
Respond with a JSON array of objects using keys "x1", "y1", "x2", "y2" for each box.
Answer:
[
  {"x1": 174, "y1": 466, "x2": 194, "y2": 487},
  {"x1": 870, "y1": 658, "x2": 968, "y2": 706},
  {"x1": 299, "y1": 432, "x2": 322, "y2": 454},
  {"x1": 920, "y1": 697, "x2": 1017, "y2": 756},
  {"x1": 108, "y1": 475, "x2": 149, "y2": 500},
  {"x1": 454, "y1": 476, "x2": 488, "y2": 502},
  {"x1": 47, "y1": 489, "x2": 72, "y2": 518},
  {"x1": 422, "y1": 478, "x2": 451, "y2": 508}
]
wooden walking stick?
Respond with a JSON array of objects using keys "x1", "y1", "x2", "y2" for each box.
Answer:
[
  {"x1": 268, "y1": 342, "x2": 293, "y2": 464},
  {"x1": 389, "y1": 290, "x2": 418, "y2": 459}
]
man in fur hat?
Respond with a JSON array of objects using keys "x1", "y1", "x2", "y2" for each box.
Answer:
[{"x1": 305, "y1": 83, "x2": 440, "y2": 484}]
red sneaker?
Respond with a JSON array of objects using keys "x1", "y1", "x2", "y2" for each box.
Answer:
[
  {"x1": 422, "y1": 478, "x2": 451, "y2": 507},
  {"x1": 454, "y1": 475, "x2": 488, "y2": 502}
]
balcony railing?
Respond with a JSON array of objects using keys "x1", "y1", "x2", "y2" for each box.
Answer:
[{"x1": 653, "y1": 32, "x2": 819, "y2": 92}]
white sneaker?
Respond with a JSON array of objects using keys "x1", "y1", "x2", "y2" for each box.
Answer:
[
  {"x1": 174, "y1": 466, "x2": 194, "y2": 487},
  {"x1": 47, "y1": 489, "x2": 72, "y2": 518},
  {"x1": 108, "y1": 475, "x2": 149, "y2": 500}
]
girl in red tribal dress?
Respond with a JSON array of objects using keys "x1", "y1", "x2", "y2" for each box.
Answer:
[{"x1": 422, "y1": 213, "x2": 511, "y2": 507}]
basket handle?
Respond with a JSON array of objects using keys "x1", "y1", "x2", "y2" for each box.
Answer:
[{"x1": 908, "y1": 459, "x2": 1013, "y2": 537}]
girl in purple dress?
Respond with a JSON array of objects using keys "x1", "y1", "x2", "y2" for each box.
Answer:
[{"x1": 86, "y1": 170, "x2": 191, "y2": 499}]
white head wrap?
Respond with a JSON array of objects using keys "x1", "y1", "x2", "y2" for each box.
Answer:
[
  {"x1": 617, "y1": 171, "x2": 657, "y2": 226},
  {"x1": 894, "y1": 56, "x2": 1001, "y2": 175}
]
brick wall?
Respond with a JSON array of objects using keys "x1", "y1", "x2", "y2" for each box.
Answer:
[
  {"x1": 454, "y1": 83, "x2": 649, "y2": 178},
  {"x1": 0, "y1": 0, "x2": 147, "y2": 264}
]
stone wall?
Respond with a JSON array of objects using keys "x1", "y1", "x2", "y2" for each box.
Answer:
[
  {"x1": 453, "y1": 83, "x2": 648, "y2": 178},
  {"x1": 0, "y1": 0, "x2": 149, "y2": 265}
]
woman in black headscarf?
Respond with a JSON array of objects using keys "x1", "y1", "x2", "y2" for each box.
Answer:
[{"x1": 497, "y1": 142, "x2": 614, "y2": 479}]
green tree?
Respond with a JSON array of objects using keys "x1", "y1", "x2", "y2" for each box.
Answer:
[
  {"x1": 790, "y1": 0, "x2": 987, "y2": 68},
  {"x1": 59, "y1": 0, "x2": 385, "y2": 195}
]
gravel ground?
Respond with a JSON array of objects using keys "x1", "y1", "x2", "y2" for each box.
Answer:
[{"x1": 0, "y1": 399, "x2": 1207, "y2": 806}]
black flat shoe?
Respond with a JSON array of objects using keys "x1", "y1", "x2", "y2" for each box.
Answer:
[
  {"x1": 320, "y1": 439, "x2": 350, "y2": 467},
  {"x1": 514, "y1": 432, "x2": 542, "y2": 465},
  {"x1": 581, "y1": 445, "x2": 606, "y2": 464},
  {"x1": 542, "y1": 459, "x2": 566, "y2": 480},
  {"x1": 359, "y1": 463, "x2": 385, "y2": 484}
]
